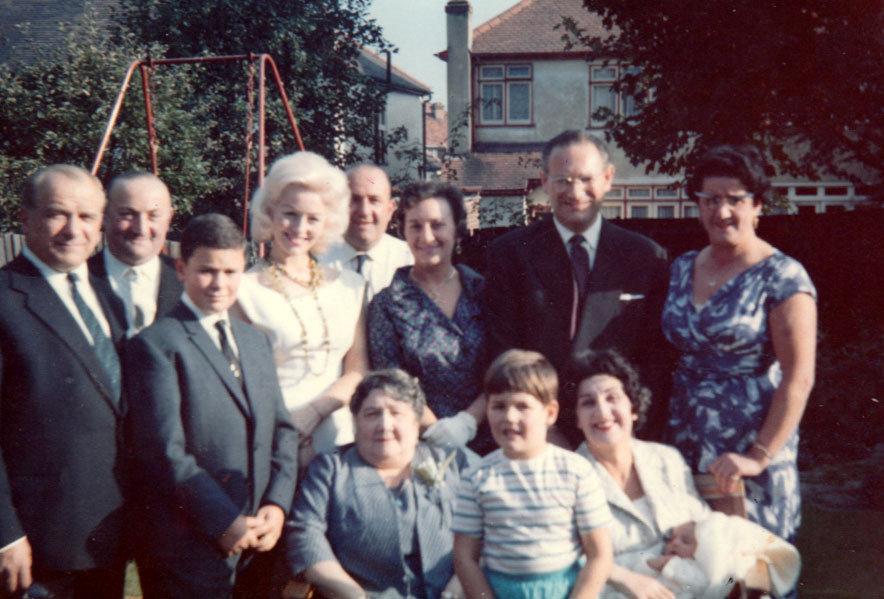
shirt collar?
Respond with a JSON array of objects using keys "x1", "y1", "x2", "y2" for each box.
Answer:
[
  {"x1": 342, "y1": 234, "x2": 391, "y2": 262},
  {"x1": 103, "y1": 247, "x2": 160, "y2": 282},
  {"x1": 180, "y1": 292, "x2": 229, "y2": 328},
  {"x1": 552, "y1": 214, "x2": 603, "y2": 250},
  {"x1": 22, "y1": 245, "x2": 90, "y2": 282}
]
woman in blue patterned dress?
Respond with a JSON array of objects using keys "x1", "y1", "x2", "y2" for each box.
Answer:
[
  {"x1": 661, "y1": 145, "x2": 817, "y2": 542},
  {"x1": 368, "y1": 182, "x2": 489, "y2": 452}
]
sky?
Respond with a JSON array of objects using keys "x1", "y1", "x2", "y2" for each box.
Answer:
[{"x1": 368, "y1": 0, "x2": 519, "y2": 106}]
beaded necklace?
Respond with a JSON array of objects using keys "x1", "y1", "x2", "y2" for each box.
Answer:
[{"x1": 268, "y1": 258, "x2": 331, "y2": 377}]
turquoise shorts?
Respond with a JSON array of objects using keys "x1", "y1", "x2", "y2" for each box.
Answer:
[{"x1": 484, "y1": 561, "x2": 580, "y2": 599}]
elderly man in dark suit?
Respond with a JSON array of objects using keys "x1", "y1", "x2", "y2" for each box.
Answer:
[
  {"x1": 0, "y1": 165, "x2": 127, "y2": 597},
  {"x1": 486, "y1": 130, "x2": 671, "y2": 444},
  {"x1": 88, "y1": 172, "x2": 181, "y2": 336},
  {"x1": 124, "y1": 214, "x2": 298, "y2": 598}
]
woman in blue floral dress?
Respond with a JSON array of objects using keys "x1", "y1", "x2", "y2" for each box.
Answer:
[
  {"x1": 369, "y1": 182, "x2": 490, "y2": 452},
  {"x1": 662, "y1": 146, "x2": 817, "y2": 542}
]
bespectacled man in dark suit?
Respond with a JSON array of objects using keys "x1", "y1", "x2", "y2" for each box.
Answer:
[{"x1": 485, "y1": 131, "x2": 673, "y2": 445}]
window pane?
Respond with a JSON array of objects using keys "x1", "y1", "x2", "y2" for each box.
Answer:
[
  {"x1": 508, "y1": 82, "x2": 530, "y2": 122},
  {"x1": 480, "y1": 65, "x2": 504, "y2": 80},
  {"x1": 657, "y1": 206, "x2": 675, "y2": 218},
  {"x1": 683, "y1": 205, "x2": 698, "y2": 217},
  {"x1": 591, "y1": 66, "x2": 617, "y2": 81},
  {"x1": 824, "y1": 186, "x2": 849, "y2": 196},
  {"x1": 655, "y1": 187, "x2": 679, "y2": 198},
  {"x1": 606, "y1": 187, "x2": 624, "y2": 199},
  {"x1": 591, "y1": 85, "x2": 616, "y2": 126},
  {"x1": 622, "y1": 94, "x2": 639, "y2": 117},
  {"x1": 601, "y1": 205, "x2": 622, "y2": 219},
  {"x1": 795, "y1": 186, "x2": 818, "y2": 196},
  {"x1": 630, "y1": 206, "x2": 648, "y2": 219},
  {"x1": 627, "y1": 187, "x2": 651, "y2": 198},
  {"x1": 506, "y1": 64, "x2": 531, "y2": 78},
  {"x1": 481, "y1": 83, "x2": 503, "y2": 122}
]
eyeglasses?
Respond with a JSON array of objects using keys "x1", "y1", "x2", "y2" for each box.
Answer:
[
  {"x1": 549, "y1": 175, "x2": 596, "y2": 188},
  {"x1": 693, "y1": 191, "x2": 754, "y2": 208}
]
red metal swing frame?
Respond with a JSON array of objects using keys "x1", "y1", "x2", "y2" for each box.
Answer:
[{"x1": 90, "y1": 53, "x2": 306, "y2": 234}]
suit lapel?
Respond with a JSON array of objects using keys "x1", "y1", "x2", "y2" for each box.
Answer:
[
  {"x1": 156, "y1": 256, "x2": 182, "y2": 318},
  {"x1": 176, "y1": 305, "x2": 253, "y2": 419},
  {"x1": 230, "y1": 318, "x2": 258, "y2": 418},
  {"x1": 528, "y1": 218, "x2": 574, "y2": 308},
  {"x1": 631, "y1": 441, "x2": 671, "y2": 533},
  {"x1": 88, "y1": 252, "x2": 127, "y2": 332},
  {"x1": 573, "y1": 220, "x2": 622, "y2": 350},
  {"x1": 10, "y1": 256, "x2": 121, "y2": 414},
  {"x1": 581, "y1": 443, "x2": 652, "y2": 528}
]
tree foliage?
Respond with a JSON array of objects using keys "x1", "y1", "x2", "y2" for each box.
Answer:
[
  {"x1": 116, "y1": 0, "x2": 393, "y2": 219},
  {"x1": 0, "y1": 9, "x2": 219, "y2": 231},
  {"x1": 564, "y1": 1, "x2": 883, "y2": 190}
]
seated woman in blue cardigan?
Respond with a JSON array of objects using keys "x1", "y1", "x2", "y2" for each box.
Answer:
[{"x1": 284, "y1": 369, "x2": 470, "y2": 599}]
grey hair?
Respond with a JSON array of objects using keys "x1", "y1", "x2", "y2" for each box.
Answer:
[{"x1": 350, "y1": 369, "x2": 426, "y2": 419}]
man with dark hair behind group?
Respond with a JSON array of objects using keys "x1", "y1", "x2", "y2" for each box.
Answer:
[{"x1": 485, "y1": 130, "x2": 671, "y2": 445}]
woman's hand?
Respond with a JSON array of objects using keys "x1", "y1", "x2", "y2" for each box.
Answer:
[
  {"x1": 290, "y1": 404, "x2": 324, "y2": 437},
  {"x1": 709, "y1": 451, "x2": 766, "y2": 494},
  {"x1": 618, "y1": 570, "x2": 676, "y2": 599}
]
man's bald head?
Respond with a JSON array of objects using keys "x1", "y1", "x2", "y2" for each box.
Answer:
[
  {"x1": 104, "y1": 172, "x2": 173, "y2": 266},
  {"x1": 345, "y1": 164, "x2": 395, "y2": 251}
]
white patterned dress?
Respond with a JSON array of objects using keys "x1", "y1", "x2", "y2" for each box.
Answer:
[{"x1": 661, "y1": 250, "x2": 815, "y2": 541}]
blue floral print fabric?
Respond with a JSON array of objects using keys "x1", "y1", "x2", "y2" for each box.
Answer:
[
  {"x1": 368, "y1": 264, "x2": 488, "y2": 419},
  {"x1": 662, "y1": 250, "x2": 816, "y2": 541}
]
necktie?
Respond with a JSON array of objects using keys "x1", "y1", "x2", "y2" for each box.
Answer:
[
  {"x1": 125, "y1": 268, "x2": 146, "y2": 330},
  {"x1": 215, "y1": 320, "x2": 242, "y2": 382},
  {"x1": 568, "y1": 235, "x2": 591, "y2": 305},
  {"x1": 68, "y1": 273, "x2": 121, "y2": 399},
  {"x1": 354, "y1": 253, "x2": 368, "y2": 276}
]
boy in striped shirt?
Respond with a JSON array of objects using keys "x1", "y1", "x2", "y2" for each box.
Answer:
[{"x1": 453, "y1": 350, "x2": 613, "y2": 598}]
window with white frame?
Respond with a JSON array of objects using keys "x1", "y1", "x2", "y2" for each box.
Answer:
[
  {"x1": 606, "y1": 187, "x2": 625, "y2": 199},
  {"x1": 655, "y1": 187, "x2": 679, "y2": 199},
  {"x1": 590, "y1": 63, "x2": 641, "y2": 127},
  {"x1": 630, "y1": 205, "x2": 649, "y2": 219},
  {"x1": 479, "y1": 64, "x2": 532, "y2": 125},
  {"x1": 601, "y1": 204, "x2": 622, "y2": 219},
  {"x1": 627, "y1": 187, "x2": 652, "y2": 199},
  {"x1": 656, "y1": 205, "x2": 676, "y2": 219},
  {"x1": 683, "y1": 205, "x2": 699, "y2": 217}
]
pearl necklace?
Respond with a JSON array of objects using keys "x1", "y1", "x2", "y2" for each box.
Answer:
[{"x1": 268, "y1": 259, "x2": 331, "y2": 378}]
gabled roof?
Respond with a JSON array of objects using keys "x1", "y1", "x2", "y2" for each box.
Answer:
[
  {"x1": 358, "y1": 47, "x2": 431, "y2": 96},
  {"x1": 447, "y1": 151, "x2": 541, "y2": 194},
  {"x1": 473, "y1": 0, "x2": 609, "y2": 56}
]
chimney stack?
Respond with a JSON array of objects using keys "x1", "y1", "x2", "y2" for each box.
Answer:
[{"x1": 446, "y1": 0, "x2": 471, "y2": 155}]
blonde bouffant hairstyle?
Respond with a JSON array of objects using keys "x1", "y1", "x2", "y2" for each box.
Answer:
[{"x1": 249, "y1": 151, "x2": 349, "y2": 254}]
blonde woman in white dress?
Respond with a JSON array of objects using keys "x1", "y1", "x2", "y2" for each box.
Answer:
[{"x1": 236, "y1": 152, "x2": 368, "y2": 466}]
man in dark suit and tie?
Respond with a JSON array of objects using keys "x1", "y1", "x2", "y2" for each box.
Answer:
[
  {"x1": 88, "y1": 172, "x2": 181, "y2": 336},
  {"x1": 0, "y1": 165, "x2": 127, "y2": 597},
  {"x1": 124, "y1": 214, "x2": 298, "y2": 597},
  {"x1": 486, "y1": 130, "x2": 671, "y2": 444}
]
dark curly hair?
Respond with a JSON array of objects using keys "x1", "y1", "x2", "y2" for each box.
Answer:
[
  {"x1": 350, "y1": 368, "x2": 426, "y2": 419},
  {"x1": 562, "y1": 349, "x2": 652, "y2": 432},
  {"x1": 685, "y1": 145, "x2": 772, "y2": 206},
  {"x1": 398, "y1": 181, "x2": 468, "y2": 241}
]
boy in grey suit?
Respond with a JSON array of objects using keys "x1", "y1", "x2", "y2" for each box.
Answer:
[{"x1": 124, "y1": 214, "x2": 297, "y2": 598}]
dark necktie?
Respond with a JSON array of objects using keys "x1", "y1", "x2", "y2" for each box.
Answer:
[
  {"x1": 68, "y1": 273, "x2": 121, "y2": 399},
  {"x1": 354, "y1": 253, "x2": 368, "y2": 276},
  {"x1": 568, "y1": 235, "x2": 591, "y2": 305},
  {"x1": 215, "y1": 320, "x2": 242, "y2": 382}
]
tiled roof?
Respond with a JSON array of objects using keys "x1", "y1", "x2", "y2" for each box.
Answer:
[
  {"x1": 446, "y1": 151, "x2": 541, "y2": 193},
  {"x1": 358, "y1": 47, "x2": 432, "y2": 96},
  {"x1": 472, "y1": 0, "x2": 610, "y2": 55}
]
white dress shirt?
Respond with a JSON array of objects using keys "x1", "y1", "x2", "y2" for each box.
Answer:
[
  {"x1": 180, "y1": 293, "x2": 239, "y2": 357},
  {"x1": 320, "y1": 234, "x2": 413, "y2": 301},
  {"x1": 103, "y1": 247, "x2": 161, "y2": 331},
  {"x1": 553, "y1": 214, "x2": 603, "y2": 270},
  {"x1": 22, "y1": 246, "x2": 111, "y2": 342}
]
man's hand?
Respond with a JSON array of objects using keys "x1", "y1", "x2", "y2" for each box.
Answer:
[
  {"x1": 250, "y1": 504, "x2": 286, "y2": 552},
  {"x1": 218, "y1": 515, "x2": 259, "y2": 556},
  {"x1": 0, "y1": 537, "x2": 32, "y2": 594}
]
